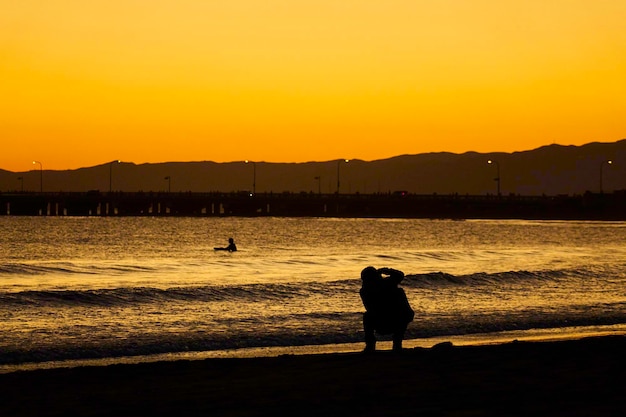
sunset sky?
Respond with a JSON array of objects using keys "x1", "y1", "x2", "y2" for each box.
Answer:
[{"x1": 2, "y1": 1, "x2": 625, "y2": 171}]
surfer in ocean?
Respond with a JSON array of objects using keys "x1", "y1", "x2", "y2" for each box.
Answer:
[{"x1": 214, "y1": 237, "x2": 237, "y2": 252}]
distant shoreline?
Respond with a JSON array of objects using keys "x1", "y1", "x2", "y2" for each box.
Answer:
[{"x1": 2, "y1": 191, "x2": 626, "y2": 220}]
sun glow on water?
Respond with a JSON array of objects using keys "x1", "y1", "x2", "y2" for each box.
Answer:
[{"x1": 1, "y1": 217, "x2": 626, "y2": 366}]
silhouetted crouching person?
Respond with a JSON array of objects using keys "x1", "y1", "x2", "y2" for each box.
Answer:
[{"x1": 360, "y1": 266, "x2": 414, "y2": 352}]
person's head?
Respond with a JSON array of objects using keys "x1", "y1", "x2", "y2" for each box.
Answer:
[
  {"x1": 361, "y1": 266, "x2": 380, "y2": 283},
  {"x1": 228, "y1": 238, "x2": 234, "y2": 244}
]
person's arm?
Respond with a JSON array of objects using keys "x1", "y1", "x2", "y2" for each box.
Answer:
[
  {"x1": 360, "y1": 287, "x2": 380, "y2": 313},
  {"x1": 379, "y1": 267, "x2": 404, "y2": 285}
]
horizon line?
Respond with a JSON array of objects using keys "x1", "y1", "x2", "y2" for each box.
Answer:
[{"x1": 4, "y1": 139, "x2": 625, "y2": 173}]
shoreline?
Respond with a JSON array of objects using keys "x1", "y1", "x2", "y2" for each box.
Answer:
[
  {"x1": 3, "y1": 323, "x2": 625, "y2": 374},
  {"x1": 1, "y1": 334, "x2": 625, "y2": 416}
]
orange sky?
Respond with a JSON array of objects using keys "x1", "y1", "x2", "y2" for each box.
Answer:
[{"x1": 2, "y1": 0, "x2": 625, "y2": 171}]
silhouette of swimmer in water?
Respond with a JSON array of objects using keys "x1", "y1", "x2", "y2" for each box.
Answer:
[
  {"x1": 214, "y1": 238, "x2": 237, "y2": 252},
  {"x1": 360, "y1": 266, "x2": 414, "y2": 352}
]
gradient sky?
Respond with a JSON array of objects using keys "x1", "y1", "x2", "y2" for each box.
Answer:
[{"x1": 2, "y1": 0, "x2": 625, "y2": 171}]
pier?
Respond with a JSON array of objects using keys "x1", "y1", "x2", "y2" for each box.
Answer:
[{"x1": 1, "y1": 191, "x2": 625, "y2": 220}]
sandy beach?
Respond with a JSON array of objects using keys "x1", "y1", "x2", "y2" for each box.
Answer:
[{"x1": 1, "y1": 335, "x2": 624, "y2": 417}]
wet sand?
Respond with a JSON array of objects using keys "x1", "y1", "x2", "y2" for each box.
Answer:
[{"x1": 1, "y1": 335, "x2": 625, "y2": 417}]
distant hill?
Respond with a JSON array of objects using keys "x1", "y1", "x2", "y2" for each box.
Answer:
[{"x1": 2, "y1": 140, "x2": 625, "y2": 195}]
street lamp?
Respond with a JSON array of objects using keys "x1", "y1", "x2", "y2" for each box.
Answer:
[
  {"x1": 32, "y1": 161, "x2": 43, "y2": 193},
  {"x1": 245, "y1": 160, "x2": 256, "y2": 195},
  {"x1": 336, "y1": 159, "x2": 349, "y2": 194},
  {"x1": 487, "y1": 160, "x2": 500, "y2": 196},
  {"x1": 109, "y1": 160, "x2": 120, "y2": 193},
  {"x1": 164, "y1": 176, "x2": 171, "y2": 193},
  {"x1": 600, "y1": 160, "x2": 613, "y2": 194}
]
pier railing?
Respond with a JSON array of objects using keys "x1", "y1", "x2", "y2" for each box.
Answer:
[{"x1": 1, "y1": 191, "x2": 625, "y2": 220}]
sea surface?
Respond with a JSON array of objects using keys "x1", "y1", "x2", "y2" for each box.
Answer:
[{"x1": 1, "y1": 216, "x2": 626, "y2": 372}]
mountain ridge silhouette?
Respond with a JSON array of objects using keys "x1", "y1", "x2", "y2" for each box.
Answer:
[{"x1": 2, "y1": 140, "x2": 625, "y2": 195}]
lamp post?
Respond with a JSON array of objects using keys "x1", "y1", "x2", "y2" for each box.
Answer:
[
  {"x1": 600, "y1": 160, "x2": 613, "y2": 194},
  {"x1": 109, "y1": 160, "x2": 120, "y2": 193},
  {"x1": 164, "y1": 176, "x2": 171, "y2": 193},
  {"x1": 245, "y1": 160, "x2": 256, "y2": 195},
  {"x1": 32, "y1": 161, "x2": 43, "y2": 193},
  {"x1": 487, "y1": 160, "x2": 500, "y2": 196},
  {"x1": 314, "y1": 176, "x2": 321, "y2": 195},
  {"x1": 336, "y1": 159, "x2": 349, "y2": 194}
]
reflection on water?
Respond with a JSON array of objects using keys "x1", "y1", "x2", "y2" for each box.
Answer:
[
  {"x1": 3, "y1": 217, "x2": 626, "y2": 288},
  {"x1": 1, "y1": 217, "x2": 625, "y2": 366}
]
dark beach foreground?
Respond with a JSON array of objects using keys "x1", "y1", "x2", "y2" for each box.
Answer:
[{"x1": 1, "y1": 336, "x2": 625, "y2": 417}]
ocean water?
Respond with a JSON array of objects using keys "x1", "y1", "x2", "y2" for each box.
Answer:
[{"x1": 1, "y1": 216, "x2": 626, "y2": 372}]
